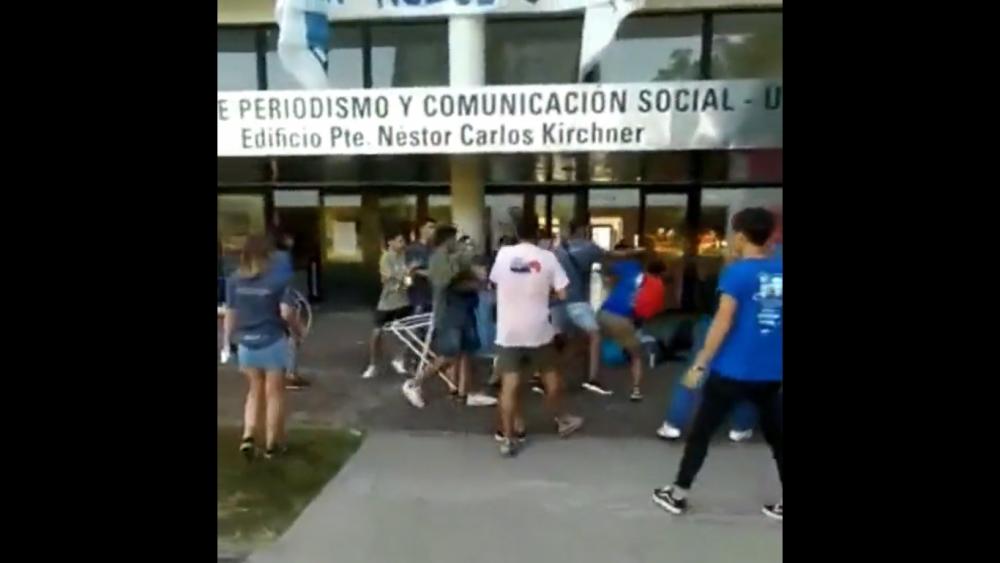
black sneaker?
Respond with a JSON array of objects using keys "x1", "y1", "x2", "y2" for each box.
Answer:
[
  {"x1": 285, "y1": 375, "x2": 311, "y2": 390},
  {"x1": 652, "y1": 486, "x2": 688, "y2": 515},
  {"x1": 581, "y1": 380, "x2": 614, "y2": 396},
  {"x1": 762, "y1": 503, "x2": 783, "y2": 521},
  {"x1": 264, "y1": 444, "x2": 289, "y2": 460},
  {"x1": 239, "y1": 437, "x2": 255, "y2": 461}
]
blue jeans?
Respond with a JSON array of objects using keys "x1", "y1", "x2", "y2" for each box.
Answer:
[
  {"x1": 218, "y1": 276, "x2": 226, "y2": 305},
  {"x1": 475, "y1": 290, "x2": 496, "y2": 357},
  {"x1": 664, "y1": 316, "x2": 757, "y2": 431},
  {"x1": 238, "y1": 337, "x2": 290, "y2": 372}
]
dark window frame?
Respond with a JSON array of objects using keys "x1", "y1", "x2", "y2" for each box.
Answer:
[{"x1": 218, "y1": 10, "x2": 783, "y2": 309}]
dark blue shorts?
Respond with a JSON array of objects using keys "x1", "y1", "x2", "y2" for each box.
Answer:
[{"x1": 432, "y1": 322, "x2": 479, "y2": 358}]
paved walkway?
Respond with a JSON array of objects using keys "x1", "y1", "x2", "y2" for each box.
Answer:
[
  {"x1": 247, "y1": 432, "x2": 782, "y2": 563},
  {"x1": 219, "y1": 310, "x2": 744, "y2": 439}
]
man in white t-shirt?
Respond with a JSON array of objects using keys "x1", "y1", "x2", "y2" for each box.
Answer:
[{"x1": 489, "y1": 217, "x2": 584, "y2": 457}]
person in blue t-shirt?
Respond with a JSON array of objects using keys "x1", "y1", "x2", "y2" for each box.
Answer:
[
  {"x1": 270, "y1": 231, "x2": 311, "y2": 390},
  {"x1": 223, "y1": 234, "x2": 305, "y2": 461},
  {"x1": 271, "y1": 232, "x2": 295, "y2": 285},
  {"x1": 655, "y1": 260, "x2": 758, "y2": 442},
  {"x1": 652, "y1": 207, "x2": 783, "y2": 522},
  {"x1": 597, "y1": 244, "x2": 647, "y2": 402}
]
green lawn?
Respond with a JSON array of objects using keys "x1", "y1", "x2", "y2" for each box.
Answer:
[{"x1": 218, "y1": 427, "x2": 364, "y2": 548}]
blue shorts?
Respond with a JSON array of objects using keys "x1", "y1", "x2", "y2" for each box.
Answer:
[
  {"x1": 551, "y1": 302, "x2": 599, "y2": 334},
  {"x1": 238, "y1": 337, "x2": 290, "y2": 372},
  {"x1": 432, "y1": 322, "x2": 479, "y2": 358}
]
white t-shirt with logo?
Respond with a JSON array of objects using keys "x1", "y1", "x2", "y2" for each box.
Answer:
[{"x1": 489, "y1": 243, "x2": 570, "y2": 348}]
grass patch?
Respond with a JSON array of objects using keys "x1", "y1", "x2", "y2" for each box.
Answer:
[{"x1": 218, "y1": 427, "x2": 363, "y2": 548}]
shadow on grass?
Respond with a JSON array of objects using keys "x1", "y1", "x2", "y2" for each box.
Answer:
[{"x1": 218, "y1": 427, "x2": 364, "y2": 549}]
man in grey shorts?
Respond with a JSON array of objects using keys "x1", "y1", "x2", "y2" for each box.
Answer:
[
  {"x1": 490, "y1": 216, "x2": 583, "y2": 457},
  {"x1": 551, "y1": 218, "x2": 643, "y2": 396}
]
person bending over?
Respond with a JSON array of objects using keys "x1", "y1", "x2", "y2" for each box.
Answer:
[{"x1": 596, "y1": 243, "x2": 648, "y2": 401}]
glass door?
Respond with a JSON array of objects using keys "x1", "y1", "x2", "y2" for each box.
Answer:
[{"x1": 643, "y1": 191, "x2": 690, "y2": 311}]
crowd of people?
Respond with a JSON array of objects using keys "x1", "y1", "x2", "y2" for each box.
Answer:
[{"x1": 220, "y1": 207, "x2": 782, "y2": 520}]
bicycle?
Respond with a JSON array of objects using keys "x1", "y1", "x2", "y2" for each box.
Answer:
[{"x1": 218, "y1": 286, "x2": 313, "y2": 363}]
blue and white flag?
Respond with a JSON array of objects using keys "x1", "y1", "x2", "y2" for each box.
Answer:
[
  {"x1": 578, "y1": 0, "x2": 646, "y2": 81},
  {"x1": 275, "y1": 0, "x2": 332, "y2": 90}
]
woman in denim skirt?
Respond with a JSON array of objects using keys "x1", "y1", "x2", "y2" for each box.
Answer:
[{"x1": 223, "y1": 235, "x2": 305, "y2": 460}]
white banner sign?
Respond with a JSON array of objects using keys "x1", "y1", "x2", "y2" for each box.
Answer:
[
  {"x1": 217, "y1": 80, "x2": 783, "y2": 157},
  {"x1": 328, "y1": 0, "x2": 575, "y2": 19}
]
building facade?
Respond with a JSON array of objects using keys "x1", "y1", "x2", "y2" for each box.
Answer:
[{"x1": 218, "y1": 0, "x2": 782, "y2": 308}]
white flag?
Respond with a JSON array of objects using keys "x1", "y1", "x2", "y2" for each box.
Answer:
[
  {"x1": 275, "y1": 0, "x2": 332, "y2": 90},
  {"x1": 577, "y1": 0, "x2": 646, "y2": 81}
]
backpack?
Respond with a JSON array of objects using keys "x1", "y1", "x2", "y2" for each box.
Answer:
[
  {"x1": 559, "y1": 240, "x2": 586, "y2": 280},
  {"x1": 601, "y1": 338, "x2": 628, "y2": 366},
  {"x1": 633, "y1": 274, "x2": 666, "y2": 321}
]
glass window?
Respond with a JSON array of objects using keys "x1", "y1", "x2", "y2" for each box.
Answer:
[
  {"x1": 697, "y1": 187, "x2": 782, "y2": 286},
  {"x1": 644, "y1": 152, "x2": 693, "y2": 183},
  {"x1": 587, "y1": 188, "x2": 639, "y2": 306},
  {"x1": 712, "y1": 13, "x2": 783, "y2": 78},
  {"x1": 488, "y1": 155, "x2": 542, "y2": 183},
  {"x1": 323, "y1": 195, "x2": 363, "y2": 263},
  {"x1": 368, "y1": 155, "x2": 448, "y2": 183},
  {"x1": 643, "y1": 193, "x2": 688, "y2": 309},
  {"x1": 550, "y1": 194, "x2": 577, "y2": 241},
  {"x1": 599, "y1": 15, "x2": 702, "y2": 83},
  {"x1": 703, "y1": 150, "x2": 782, "y2": 183},
  {"x1": 588, "y1": 188, "x2": 640, "y2": 249},
  {"x1": 534, "y1": 196, "x2": 548, "y2": 236},
  {"x1": 218, "y1": 157, "x2": 268, "y2": 183},
  {"x1": 482, "y1": 193, "x2": 551, "y2": 248},
  {"x1": 486, "y1": 194, "x2": 520, "y2": 248},
  {"x1": 218, "y1": 28, "x2": 258, "y2": 91},
  {"x1": 274, "y1": 190, "x2": 320, "y2": 208},
  {"x1": 379, "y1": 196, "x2": 419, "y2": 238},
  {"x1": 322, "y1": 194, "x2": 388, "y2": 307},
  {"x1": 487, "y1": 18, "x2": 582, "y2": 84},
  {"x1": 218, "y1": 194, "x2": 267, "y2": 271},
  {"x1": 591, "y1": 153, "x2": 642, "y2": 183},
  {"x1": 551, "y1": 154, "x2": 578, "y2": 183},
  {"x1": 372, "y1": 23, "x2": 449, "y2": 87},
  {"x1": 427, "y1": 195, "x2": 454, "y2": 228},
  {"x1": 273, "y1": 156, "x2": 362, "y2": 182},
  {"x1": 702, "y1": 187, "x2": 782, "y2": 244},
  {"x1": 264, "y1": 25, "x2": 365, "y2": 89}
]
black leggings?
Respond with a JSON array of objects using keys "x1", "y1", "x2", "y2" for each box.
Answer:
[{"x1": 675, "y1": 374, "x2": 783, "y2": 490}]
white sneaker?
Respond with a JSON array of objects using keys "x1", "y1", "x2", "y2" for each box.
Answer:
[
  {"x1": 391, "y1": 358, "x2": 408, "y2": 375},
  {"x1": 402, "y1": 379, "x2": 425, "y2": 408},
  {"x1": 656, "y1": 422, "x2": 682, "y2": 440},
  {"x1": 762, "y1": 502, "x2": 783, "y2": 521},
  {"x1": 465, "y1": 393, "x2": 498, "y2": 407},
  {"x1": 581, "y1": 381, "x2": 614, "y2": 396},
  {"x1": 729, "y1": 429, "x2": 754, "y2": 442},
  {"x1": 361, "y1": 365, "x2": 377, "y2": 379}
]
